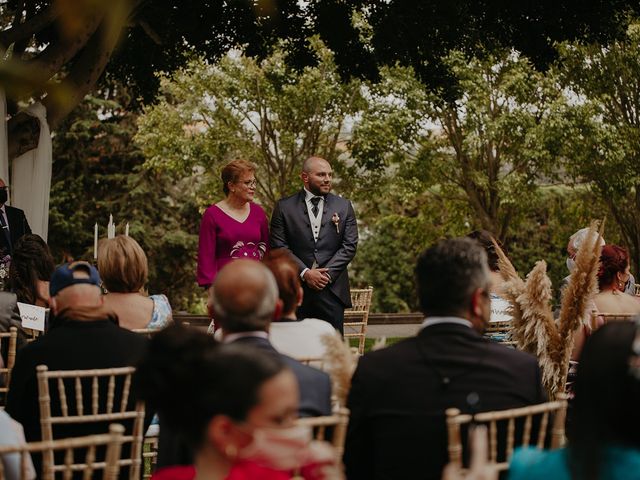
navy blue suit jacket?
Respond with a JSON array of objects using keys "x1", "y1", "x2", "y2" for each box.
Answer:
[
  {"x1": 270, "y1": 190, "x2": 358, "y2": 307},
  {"x1": 231, "y1": 336, "x2": 332, "y2": 417}
]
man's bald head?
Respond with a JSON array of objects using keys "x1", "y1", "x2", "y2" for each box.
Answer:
[
  {"x1": 302, "y1": 156, "x2": 330, "y2": 173},
  {"x1": 301, "y1": 156, "x2": 332, "y2": 196},
  {"x1": 211, "y1": 260, "x2": 279, "y2": 333}
]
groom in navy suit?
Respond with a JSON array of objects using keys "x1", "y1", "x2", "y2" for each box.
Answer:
[{"x1": 270, "y1": 156, "x2": 358, "y2": 333}]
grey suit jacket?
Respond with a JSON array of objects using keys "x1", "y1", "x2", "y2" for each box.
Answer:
[{"x1": 270, "y1": 190, "x2": 358, "y2": 306}]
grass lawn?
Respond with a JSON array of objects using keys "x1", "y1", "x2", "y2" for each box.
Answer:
[{"x1": 349, "y1": 337, "x2": 405, "y2": 353}]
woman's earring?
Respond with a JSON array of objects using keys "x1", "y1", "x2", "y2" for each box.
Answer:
[{"x1": 225, "y1": 444, "x2": 238, "y2": 459}]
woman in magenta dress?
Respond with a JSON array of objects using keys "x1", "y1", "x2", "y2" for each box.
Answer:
[{"x1": 197, "y1": 160, "x2": 269, "y2": 326}]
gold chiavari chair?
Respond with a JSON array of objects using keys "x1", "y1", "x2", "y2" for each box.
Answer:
[
  {"x1": 36, "y1": 366, "x2": 145, "y2": 480},
  {"x1": 131, "y1": 328, "x2": 162, "y2": 339},
  {"x1": 484, "y1": 320, "x2": 515, "y2": 346},
  {"x1": 343, "y1": 287, "x2": 373, "y2": 355},
  {"x1": 0, "y1": 423, "x2": 125, "y2": 480},
  {"x1": 445, "y1": 394, "x2": 568, "y2": 474},
  {"x1": 295, "y1": 407, "x2": 350, "y2": 459},
  {"x1": 0, "y1": 327, "x2": 17, "y2": 405},
  {"x1": 590, "y1": 311, "x2": 636, "y2": 330},
  {"x1": 634, "y1": 283, "x2": 640, "y2": 297},
  {"x1": 141, "y1": 427, "x2": 159, "y2": 480}
]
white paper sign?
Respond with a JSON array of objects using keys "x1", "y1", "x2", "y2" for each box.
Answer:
[{"x1": 17, "y1": 302, "x2": 47, "y2": 332}]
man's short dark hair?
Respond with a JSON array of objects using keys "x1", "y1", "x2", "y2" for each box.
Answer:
[{"x1": 415, "y1": 237, "x2": 490, "y2": 316}]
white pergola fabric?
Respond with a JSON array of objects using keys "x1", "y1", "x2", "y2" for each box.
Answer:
[{"x1": 11, "y1": 102, "x2": 52, "y2": 241}]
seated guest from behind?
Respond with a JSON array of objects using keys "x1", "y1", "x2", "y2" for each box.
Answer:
[
  {"x1": 5, "y1": 262, "x2": 148, "y2": 447},
  {"x1": 343, "y1": 237, "x2": 546, "y2": 480},
  {"x1": 156, "y1": 260, "x2": 332, "y2": 469},
  {"x1": 9, "y1": 234, "x2": 55, "y2": 308},
  {"x1": 136, "y1": 326, "x2": 339, "y2": 480},
  {"x1": 263, "y1": 249, "x2": 338, "y2": 360},
  {"x1": 510, "y1": 321, "x2": 640, "y2": 480},
  {"x1": 0, "y1": 409, "x2": 36, "y2": 480},
  {"x1": 593, "y1": 245, "x2": 640, "y2": 315},
  {"x1": 467, "y1": 230, "x2": 511, "y2": 323},
  {"x1": 98, "y1": 235, "x2": 172, "y2": 330},
  {"x1": 1, "y1": 234, "x2": 55, "y2": 361}
]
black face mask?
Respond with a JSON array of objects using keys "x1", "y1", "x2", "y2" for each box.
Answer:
[{"x1": 0, "y1": 189, "x2": 7, "y2": 204}]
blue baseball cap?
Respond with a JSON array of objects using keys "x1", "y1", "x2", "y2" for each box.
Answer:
[{"x1": 50, "y1": 261, "x2": 102, "y2": 297}]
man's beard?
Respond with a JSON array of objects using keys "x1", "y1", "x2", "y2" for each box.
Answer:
[{"x1": 308, "y1": 183, "x2": 330, "y2": 196}]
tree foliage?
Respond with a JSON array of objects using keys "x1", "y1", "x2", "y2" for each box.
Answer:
[
  {"x1": 135, "y1": 38, "x2": 367, "y2": 212},
  {"x1": 49, "y1": 83, "x2": 202, "y2": 311},
  {"x1": 556, "y1": 23, "x2": 640, "y2": 271}
]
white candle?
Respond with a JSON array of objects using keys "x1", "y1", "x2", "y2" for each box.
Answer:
[
  {"x1": 94, "y1": 223, "x2": 98, "y2": 259},
  {"x1": 108, "y1": 214, "x2": 115, "y2": 239},
  {"x1": 125, "y1": 222, "x2": 129, "y2": 237}
]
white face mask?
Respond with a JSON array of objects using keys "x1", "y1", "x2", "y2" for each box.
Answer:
[
  {"x1": 237, "y1": 424, "x2": 312, "y2": 471},
  {"x1": 566, "y1": 257, "x2": 576, "y2": 272}
]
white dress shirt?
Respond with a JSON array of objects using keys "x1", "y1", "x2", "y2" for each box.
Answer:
[{"x1": 420, "y1": 316, "x2": 473, "y2": 330}]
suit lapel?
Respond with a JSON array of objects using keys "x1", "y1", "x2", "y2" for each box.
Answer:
[{"x1": 320, "y1": 194, "x2": 331, "y2": 232}]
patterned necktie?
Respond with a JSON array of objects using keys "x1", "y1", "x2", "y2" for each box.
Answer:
[
  {"x1": 310, "y1": 197, "x2": 322, "y2": 217},
  {"x1": 0, "y1": 213, "x2": 11, "y2": 254}
]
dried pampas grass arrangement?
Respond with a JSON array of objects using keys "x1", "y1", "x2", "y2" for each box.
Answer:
[
  {"x1": 321, "y1": 333, "x2": 358, "y2": 408},
  {"x1": 491, "y1": 220, "x2": 603, "y2": 398}
]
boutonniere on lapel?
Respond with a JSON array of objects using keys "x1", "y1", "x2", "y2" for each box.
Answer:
[{"x1": 331, "y1": 212, "x2": 340, "y2": 233}]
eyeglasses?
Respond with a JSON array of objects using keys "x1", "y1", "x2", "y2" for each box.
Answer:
[{"x1": 240, "y1": 180, "x2": 257, "y2": 188}]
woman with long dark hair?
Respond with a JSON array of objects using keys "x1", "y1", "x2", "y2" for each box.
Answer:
[{"x1": 509, "y1": 321, "x2": 640, "y2": 479}]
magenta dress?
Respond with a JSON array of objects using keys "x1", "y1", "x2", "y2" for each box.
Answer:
[{"x1": 196, "y1": 203, "x2": 269, "y2": 287}]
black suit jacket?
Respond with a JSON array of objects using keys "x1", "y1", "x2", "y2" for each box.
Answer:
[
  {"x1": 270, "y1": 190, "x2": 358, "y2": 307},
  {"x1": 0, "y1": 205, "x2": 31, "y2": 255},
  {"x1": 6, "y1": 319, "x2": 149, "y2": 476},
  {"x1": 343, "y1": 323, "x2": 546, "y2": 480},
  {"x1": 231, "y1": 336, "x2": 332, "y2": 417}
]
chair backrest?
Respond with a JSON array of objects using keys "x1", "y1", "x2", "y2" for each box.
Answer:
[
  {"x1": 635, "y1": 284, "x2": 640, "y2": 297},
  {"x1": 590, "y1": 311, "x2": 636, "y2": 330},
  {"x1": 0, "y1": 327, "x2": 17, "y2": 402},
  {"x1": 343, "y1": 287, "x2": 373, "y2": 355},
  {"x1": 36, "y1": 366, "x2": 145, "y2": 480},
  {"x1": 0, "y1": 423, "x2": 125, "y2": 480},
  {"x1": 295, "y1": 408, "x2": 350, "y2": 458},
  {"x1": 445, "y1": 395, "x2": 568, "y2": 473},
  {"x1": 484, "y1": 321, "x2": 515, "y2": 346},
  {"x1": 131, "y1": 328, "x2": 162, "y2": 339},
  {"x1": 295, "y1": 356, "x2": 327, "y2": 370}
]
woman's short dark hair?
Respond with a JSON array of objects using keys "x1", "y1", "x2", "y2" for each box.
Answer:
[
  {"x1": 569, "y1": 321, "x2": 640, "y2": 480},
  {"x1": 415, "y1": 237, "x2": 489, "y2": 316},
  {"x1": 466, "y1": 230, "x2": 500, "y2": 272},
  {"x1": 9, "y1": 234, "x2": 55, "y2": 304},
  {"x1": 134, "y1": 325, "x2": 286, "y2": 450},
  {"x1": 597, "y1": 244, "x2": 629, "y2": 291}
]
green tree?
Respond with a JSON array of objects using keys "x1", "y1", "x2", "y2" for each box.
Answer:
[
  {"x1": 49, "y1": 83, "x2": 202, "y2": 311},
  {"x1": 135, "y1": 38, "x2": 366, "y2": 211},
  {"x1": 556, "y1": 23, "x2": 640, "y2": 272},
  {"x1": 349, "y1": 52, "x2": 566, "y2": 241}
]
